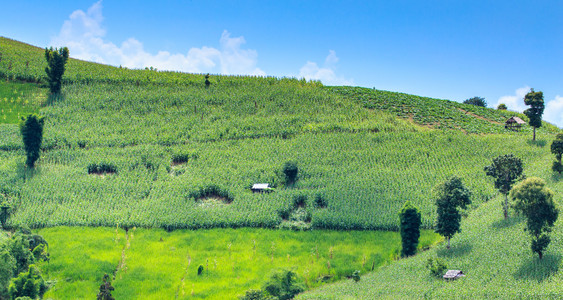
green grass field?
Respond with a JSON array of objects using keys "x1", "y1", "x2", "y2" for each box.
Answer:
[{"x1": 36, "y1": 227, "x2": 441, "y2": 299}]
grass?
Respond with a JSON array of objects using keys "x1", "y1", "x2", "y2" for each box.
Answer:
[
  {"x1": 36, "y1": 227, "x2": 441, "y2": 299},
  {"x1": 0, "y1": 81, "x2": 46, "y2": 124}
]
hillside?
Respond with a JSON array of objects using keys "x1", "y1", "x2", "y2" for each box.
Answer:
[
  {"x1": 1, "y1": 36, "x2": 563, "y2": 299},
  {"x1": 0, "y1": 36, "x2": 560, "y2": 232}
]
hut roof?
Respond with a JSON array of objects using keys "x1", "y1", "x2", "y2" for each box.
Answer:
[
  {"x1": 252, "y1": 183, "x2": 270, "y2": 190},
  {"x1": 506, "y1": 116, "x2": 526, "y2": 125},
  {"x1": 443, "y1": 270, "x2": 465, "y2": 279}
]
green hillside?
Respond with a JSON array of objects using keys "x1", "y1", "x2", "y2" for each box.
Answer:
[{"x1": 1, "y1": 36, "x2": 562, "y2": 299}]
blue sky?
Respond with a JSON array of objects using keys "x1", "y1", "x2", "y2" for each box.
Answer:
[{"x1": 1, "y1": 1, "x2": 562, "y2": 126}]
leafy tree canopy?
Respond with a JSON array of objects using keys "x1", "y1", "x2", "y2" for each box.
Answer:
[
  {"x1": 44, "y1": 47, "x2": 69, "y2": 94},
  {"x1": 463, "y1": 97, "x2": 487, "y2": 107}
]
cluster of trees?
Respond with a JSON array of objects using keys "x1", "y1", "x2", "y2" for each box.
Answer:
[
  {"x1": 0, "y1": 228, "x2": 49, "y2": 299},
  {"x1": 400, "y1": 152, "x2": 559, "y2": 263}
]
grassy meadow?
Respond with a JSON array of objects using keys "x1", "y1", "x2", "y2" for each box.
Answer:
[{"x1": 37, "y1": 227, "x2": 441, "y2": 299}]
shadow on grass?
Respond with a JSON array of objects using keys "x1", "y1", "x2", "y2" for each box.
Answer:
[
  {"x1": 526, "y1": 139, "x2": 547, "y2": 147},
  {"x1": 552, "y1": 172, "x2": 563, "y2": 182},
  {"x1": 514, "y1": 253, "x2": 561, "y2": 282},
  {"x1": 436, "y1": 240, "x2": 473, "y2": 258},
  {"x1": 16, "y1": 162, "x2": 39, "y2": 182},
  {"x1": 44, "y1": 93, "x2": 65, "y2": 106},
  {"x1": 491, "y1": 215, "x2": 524, "y2": 229}
]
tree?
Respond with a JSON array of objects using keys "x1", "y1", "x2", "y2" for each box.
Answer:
[
  {"x1": 484, "y1": 154, "x2": 524, "y2": 219},
  {"x1": 97, "y1": 274, "x2": 115, "y2": 300},
  {"x1": 497, "y1": 103, "x2": 507, "y2": 110},
  {"x1": 510, "y1": 177, "x2": 558, "y2": 259},
  {"x1": 282, "y1": 161, "x2": 299, "y2": 185},
  {"x1": 463, "y1": 96, "x2": 487, "y2": 107},
  {"x1": 19, "y1": 114, "x2": 45, "y2": 168},
  {"x1": 44, "y1": 47, "x2": 69, "y2": 94},
  {"x1": 262, "y1": 269, "x2": 305, "y2": 300},
  {"x1": 434, "y1": 177, "x2": 471, "y2": 249},
  {"x1": 8, "y1": 264, "x2": 46, "y2": 300},
  {"x1": 399, "y1": 201, "x2": 421, "y2": 257},
  {"x1": 523, "y1": 89, "x2": 544, "y2": 141},
  {"x1": 551, "y1": 133, "x2": 563, "y2": 174},
  {"x1": 205, "y1": 73, "x2": 211, "y2": 88},
  {"x1": 0, "y1": 247, "x2": 16, "y2": 299}
]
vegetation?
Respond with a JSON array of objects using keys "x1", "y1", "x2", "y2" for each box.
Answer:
[
  {"x1": 510, "y1": 177, "x2": 559, "y2": 259},
  {"x1": 399, "y1": 201, "x2": 421, "y2": 257},
  {"x1": 36, "y1": 227, "x2": 440, "y2": 299},
  {"x1": 524, "y1": 89, "x2": 545, "y2": 141},
  {"x1": 97, "y1": 274, "x2": 115, "y2": 300},
  {"x1": 261, "y1": 269, "x2": 305, "y2": 300},
  {"x1": 434, "y1": 177, "x2": 471, "y2": 249},
  {"x1": 463, "y1": 96, "x2": 487, "y2": 107},
  {"x1": 484, "y1": 154, "x2": 524, "y2": 219},
  {"x1": 19, "y1": 114, "x2": 44, "y2": 168},
  {"x1": 551, "y1": 133, "x2": 563, "y2": 174},
  {"x1": 44, "y1": 47, "x2": 69, "y2": 94},
  {"x1": 425, "y1": 257, "x2": 447, "y2": 278},
  {"x1": 497, "y1": 103, "x2": 507, "y2": 110}
]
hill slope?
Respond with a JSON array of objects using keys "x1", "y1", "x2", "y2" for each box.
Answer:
[{"x1": 0, "y1": 36, "x2": 560, "y2": 232}]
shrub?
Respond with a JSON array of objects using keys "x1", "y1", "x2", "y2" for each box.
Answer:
[
  {"x1": 463, "y1": 97, "x2": 487, "y2": 107},
  {"x1": 197, "y1": 265, "x2": 204, "y2": 275},
  {"x1": 171, "y1": 153, "x2": 190, "y2": 165},
  {"x1": 97, "y1": 274, "x2": 115, "y2": 300},
  {"x1": 351, "y1": 270, "x2": 361, "y2": 282},
  {"x1": 44, "y1": 47, "x2": 69, "y2": 94},
  {"x1": 239, "y1": 289, "x2": 275, "y2": 300},
  {"x1": 292, "y1": 194, "x2": 307, "y2": 209},
  {"x1": 399, "y1": 201, "x2": 421, "y2": 257},
  {"x1": 282, "y1": 161, "x2": 298, "y2": 185},
  {"x1": 87, "y1": 163, "x2": 118, "y2": 174},
  {"x1": 497, "y1": 103, "x2": 507, "y2": 110},
  {"x1": 313, "y1": 193, "x2": 328, "y2": 209},
  {"x1": 8, "y1": 264, "x2": 46, "y2": 300},
  {"x1": 426, "y1": 257, "x2": 447, "y2": 278},
  {"x1": 262, "y1": 269, "x2": 305, "y2": 300}
]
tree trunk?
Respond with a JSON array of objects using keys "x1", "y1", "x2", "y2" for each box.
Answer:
[
  {"x1": 533, "y1": 127, "x2": 536, "y2": 141},
  {"x1": 538, "y1": 251, "x2": 543, "y2": 260},
  {"x1": 447, "y1": 236, "x2": 450, "y2": 249},
  {"x1": 503, "y1": 194, "x2": 509, "y2": 219}
]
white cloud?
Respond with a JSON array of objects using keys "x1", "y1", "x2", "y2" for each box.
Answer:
[
  {"x1": 494, "y1": 86, "x2": 531, "y2": 112},
  {"x1": 544, "y1": 95, "x2": 563, "y2": 127},
  {"x1": 299, "y1": 50, "x2": 353, "y2": 86},
  {"x1": 51, "y1": 1, "x2": 264, "y2": 75}
]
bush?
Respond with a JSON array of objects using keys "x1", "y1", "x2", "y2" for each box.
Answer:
[
  {"x1": 44, "y1": 47, "x2": 69, "y2": 94},
  {"x1": 87, "y1": 163, "x2": 117, "y2": 174},
  {"x1": 497, "y1": 103, "x2": 507, "y2": 110},
  {"x1": 197, "y1": 265, "x2": 204, "y2": 275},
  {"x1": 351, "y1": 270, "x2": 361, "y2": 282},
  {"x1": 282, "y1": 161, "x2": 299, "y2": 185},
  {"x1": 426, "y1": 257, "x2": 447, "y2": 278},
  {"x1": 97, "y1": 274, "x2": 115, "y2": 300},
  {"x1": 8, "y1": 265, "x2": 46, "y2": 300},
  {"x1": 314, "y1": 193, "x2": 328, "y2": 209},
  {"x1": 463, "y1": 97, "x2": 487, "y2": 107},
  {"x1": 239, "y1": 289, "x2": 276, "y2": 300},
  {"x1": 292, "y1": 194, "x2": 307, "y2": 209},
  {"x1": 262, "y1": 269, "x2": 305, "y2": 300}
]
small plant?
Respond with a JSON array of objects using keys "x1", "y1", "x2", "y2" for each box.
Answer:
[
  {"x1": 96, "y1": 274, "x2": 115, "y2": 300},
  {"x1": 351, "y1": 270, "x2": 361, "y2": 282},
  {"x1": 262, "y1": 269, "x2": 305, "y2": 300},
  {"x1": 426, "y1": 257, "x2": 447, "y2": 278},
  {"x1": 292, "y1": 194, "x2": 307, "y2": 209},
  {"x1": 88, "y1": 163, "x2": 118, "y2": 175},
  {"x1": 205, "y1": 74, "x2": 211, "y2": 88},
  {"x1": 314, "y1": 193, "x2": 328, "y2": 209},
  {"x1": 197, "y1": 265, "x2": 204, "y2": 276}
]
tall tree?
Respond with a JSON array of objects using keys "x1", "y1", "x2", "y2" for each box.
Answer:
[
  {"x1": 551, "y1": 133, "x2": 563, "y2": 174},
  {"x1": 399, "y1": 201, "x2": 421, "y2": 257},
  {"x1": 484, "y1": 154, "x2": 524, "y2": 219},
  {"x1": 434, "y1": 177, "x2": 471, "y2": 249},
  {"x1": 463, "y1": 96, "x2": 487, "y2": 107},
  {"x1": 510, "y1": 177, "x2": 558, "y2": 259},
  {"x1": 44, "y1": 47, "x2": 69, "y2": 94},
  {"x1": 523, "y1": 89, "x2": 544, "y2": 141},
  {"x1": 20, "y1": 114, "x2": 45, "y2": 168}
]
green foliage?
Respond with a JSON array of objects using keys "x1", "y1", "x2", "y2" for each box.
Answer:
[
  {"x1": 426, "y1": 257, "x2": 447, "y2": 278},
  {"x1": 8, "y1": 264, "x2": 46, "y2": 300},
  {"x1": 283, "y1": 161, "x2": 299, "y2": 185},
  {"x1": 484, "y1": 154, "x2": 524, "y2": 218},
  {"x1": 497, "y1": 103, "x2": 507, "y2": 110},
  {"x1": 523, "y1": 89, "x2": 545, "y2": 141},
  {"x1": 19, "y1": 114, "x2": 44, "y2": 168},
  {"x1": 434, "y1": 177, "x2": 471, "y2": 248},
  {"x1": 96, "y1": 274, "x2": 115, "y2": 300},
  {"x1": 510, "y1": 177, "x2": 559, "y2": 259},
  {"x1": 0, "y1": 246, "x2": 16, "y2": 299},
  {"x1": 87, "y1": 163, "x2": 117, "y2": 174},
  {"x1": 551, "y1": 134, "x2": 563, "y2": 174},
  {"x1": 44, "y1": 47, "x2": 69, "y2": 94},
  {"x1": 463, "y1": 96, "x2": 487, "y2": 107},
  {"x1": 0, "y1": 81, "x2": 46, "y2": 124},
  {"x1": 262, "y1": 269, "x2": 305, "y2": 300},
  {"x1": 7, "y1": 235, "x2": 34, "y2": 275},
  {"x1": 197, "y1": 264, "x2": 204, "y2": 275},
  {"x1": 205, "y1": 73, "x2": 211, "y2": 88},
  {"x1": 313, "y1": 193, "x2": 328, "y2": 209},
  {"x1": 399, "y1": 201, "x2": 421, "y2": 257},
  {"x1": 351, "y1": 270, "x2": 361, "y2": 282},
  {"x1": 240, "y1": 289, "x2": 276, "y2": 300}
]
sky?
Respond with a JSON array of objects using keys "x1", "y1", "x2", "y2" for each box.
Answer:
[{"x1": 1, "y1": 0, "x2": 562, "y2": 127}]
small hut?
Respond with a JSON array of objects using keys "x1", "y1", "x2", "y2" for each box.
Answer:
[
  {"x1": 251, "y1": 183, "x2": 273, "y2": 193},
  {"x1": 443, "y1": 270, "x2": 465, "y2": 280},
  {"x1": 505, "y1": 116, "x2": 526, "y2": 131}
]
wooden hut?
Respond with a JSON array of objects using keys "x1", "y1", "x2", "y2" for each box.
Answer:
[
  {"x1": 443, "y1": 270, "x2": 465, "y2": 280},
  {"x1": 251, "y1": 183, "x2": 273, "y2": 193},
  {"x1": 505, "y1": 116, "x2": 526, "y2": 131}
]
